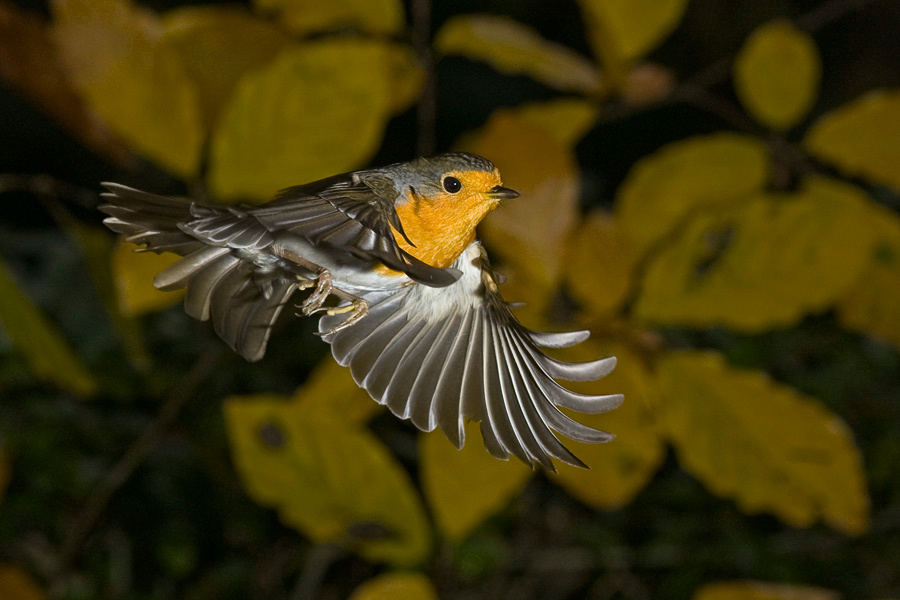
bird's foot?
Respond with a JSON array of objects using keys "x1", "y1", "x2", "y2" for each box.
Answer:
[
  {"x1": 318, "y1": 299, "x2": 369, "y2": 335},
  {"x1": 299, "y1": 268, "x2": 334, "y2": 315}
]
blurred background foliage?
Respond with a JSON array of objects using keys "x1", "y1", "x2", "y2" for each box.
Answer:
[{"x1": 0, "y1": 0, "x2": 899, "y2": 598}]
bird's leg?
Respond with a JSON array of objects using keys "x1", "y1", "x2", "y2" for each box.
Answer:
[{"x1": 272, "y1": 246, "x2": 369, "y2": 331}]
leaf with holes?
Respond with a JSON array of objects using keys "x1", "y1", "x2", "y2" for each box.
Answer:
[
  {"x1": 224, "y1": 392, "x2": 431, "y2": 565},
  {"x1": 616, "y1": 133, "x2": 771, "y2": 260},
  {"x1": 657, "y1": 351, "x2": 869, "y2": 535},
  {"x1": 634, "y1": 177, "x2": 877, "y2": 331}
]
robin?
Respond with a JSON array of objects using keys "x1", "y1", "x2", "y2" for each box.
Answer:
[{"x1": 100, "y1": 152, "x2": 622, "y2": 470}]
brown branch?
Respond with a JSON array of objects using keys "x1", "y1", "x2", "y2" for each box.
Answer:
[{"x1": 411, "y1": 0, "x2": 435, "y2": 156}]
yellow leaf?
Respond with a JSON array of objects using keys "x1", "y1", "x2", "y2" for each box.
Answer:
[
  {"x1": 162, "y1": 5, "x2": 290, "y2": 130},
  {"x1": 634, "y1": 177, "x2": 878, "y2": 331},
  {"x1": 209, "y1": 39, "x2": 393, "y2": 202},
  {"x1": 384, "y1": 43, "x2": 425, "y2": 115},
  {"x1": 111, "y1": 241, "x2": 183, "y2": 316},
  {"x1": 657, "y1": 351, "x2": 870, "y2": 535},
  {"x1": 578, "y1": 0, "x2": 689, "y2": 65},
  {"x1": 292, "y1": 356, "x2": 382, "y2": 424},
  {"x1": 511, "y1": 98, "x2": 600, "y2": 146},
  {"x1": 836, "y1": 200, "x2": 900, "y2": 349},
  {"x1": 349, "y1": 572, "x2": 439, "y2": 600},
  {"x1": 0, "y1": 258, "x2": 97, "y2": 397},
  {"x1": 805, "y1": 89, "x2": 900, "y2": 191},
  {"x1": 52, "y1": 0, "x2": 202, "y2": 177},
  {"x1": 551, "y1": 343, "x2": 664, "y2": 509},
  {"x1": 616, "y1": 133, "x2": 771, "y2": 259},
  {"x1": 462, "y1": 110, "x2": 581, "y2": 290},
  {"x1": 694, "y1": 580, "x2": 840, "y2": 600},
  {"x1": 564, "y1": 210, "x2": 637, "y2": 319},
  {"x1": 253, "y1": 0, "x2": 404, "y2": 35},
  {"x1": 0, "y1": 565, "x2": 45, "y2": 600},
  {"x1": 419, "y1": 420, "x2": 533, "y2": 543},
  {"x1": 734, "y1": 20, "x2": 821, "y2": 131},
  {"x1": 435, "y1": 14, "x2": 602, "y2": 95},
  {"x1": 224, "y1": 393, "x2": 431, "y2": 566}
]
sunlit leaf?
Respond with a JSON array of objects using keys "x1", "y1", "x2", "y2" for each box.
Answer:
[
  {"x1": 693, "y1": 580, "x2": 840, "y2": 600},
  {"x1": 0, "y1": 257, "x2": 97, "y2": 397},
  {"x1": 657, "y1": 351, "x2": 870, "y2": 535},
  {"x1": 348, "y1": 572, "x2": 439, "y2": 600},
  {"x1": 836, "y1": 200, "x2": 900, "y2": 349},
  {"x1": 420, "y1": 420, "x2": 533, "y2": 543},
  {"x1": 384, "y1": 43, "x2": 425, "y2": 115},
  {"x1": 209, "y1": 39, "x2": 393, "y2": 202},
  {"x1": 435, "y1": 14, "x2": 602, "y2": 95},
  {"x1": 805, "y1": 89, "x2": 900, "y2": 191},
  {"x1": 52, "y1": 0, "x2": 202, "y2": 177},
  {"x1": 564, "y1": 210, "x2": 637, "y2": 319},
  {"x1": 0, "y1": 564, "x2": 45, "y2": 600},
  {"x1": 0, "y1": 1, "x2": 129, "y2": 164},
  {"x1": 616, "y1": 133, "x2": 771, "y2": 259},
  {"x1": 111, "y1": 242, "x2": 183, "y2": 316},
  {"x1": 635, "y1": 177, "x2": 877, "y2": 331},
  {"x1": 551, "y1": 342, "x2": 663, "y2": 509},
  {"x1": 462, "y1": 110, "x2": 581, "y2": 290},
  {"x1": 734, "y1": 20, "x2": 821, "y2": 131},
  {"x1": 253, "y1": 0, "x2": 404, "y2": 35},
  {"x1": 512, "y1": 98, "x2": 600, "y2": 146},
  {"x1": 578, "y1": 0, "x2": 690, "y2": 65},
  {"x1": 225, "y1": 393, "x2": 431, "y2": 565},
  {"x1": 162, "y1": 5, "x2": 290, "y2": 129},
  {"x1": 292, "y1": 356, "x2": 382, "y2": 424}
]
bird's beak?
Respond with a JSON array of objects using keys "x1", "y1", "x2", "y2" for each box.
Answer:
[{"x1": 486, "y1": 185, "x2": 520, "y2": 200}]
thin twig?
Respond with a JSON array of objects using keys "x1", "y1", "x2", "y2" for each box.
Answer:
[
  {"x1": 412, "y1": 0, "x2": 435, "y2": 156},
  {"x1": 56, "y1": 349, "x2": 224, "y2": 572}
]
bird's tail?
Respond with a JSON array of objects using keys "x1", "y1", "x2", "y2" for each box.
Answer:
[{"x1": 99, "y1": 183, "x2": 296, "y2": 362}]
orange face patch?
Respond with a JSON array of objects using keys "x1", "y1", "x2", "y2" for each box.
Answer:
[{"x1": 392, "y1": 169, "x2": 503, "y2": 268}]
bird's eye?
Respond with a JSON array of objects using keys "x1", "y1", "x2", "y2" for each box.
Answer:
[{"x1": 442, "y1": 176, "x2": 462, "y2": 193}]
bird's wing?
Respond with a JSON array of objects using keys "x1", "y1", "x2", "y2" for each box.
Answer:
[
  {"x1": 319, "y1": 242, "x2": 623, "y2": 471},
  {"x1": 250, "y1": 173, "x2": 460, "y2": 287}
]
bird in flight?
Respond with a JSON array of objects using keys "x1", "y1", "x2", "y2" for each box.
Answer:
[{"x1": 100, "y1": 152, "x2": 622, "y2": 470}]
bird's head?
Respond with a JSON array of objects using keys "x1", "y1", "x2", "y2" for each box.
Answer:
[{"x1": 385, "y1": 153, "x2": 519, "y2": 268}]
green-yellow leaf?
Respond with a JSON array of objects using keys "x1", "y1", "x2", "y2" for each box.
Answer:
[
  {"x1": 162, "y1": 5, "x2": 290, "y2": 130},
  {"x1": 734, "y1": 20, "x2": 821, "y2": 131},
  {"x1": 209, "y1": 39, "x2": 393, "y2": 202},
  {"x1": 0, "y1": 257, "x2": 97, "y2": 397},
  {"x1": 225, "y1": 392, "x2": 431, "y2": 565},
  {"x1": 693, "y1": 580, "x2": 840, "y2": 600},
  {"x1": 551, "y1": 342, "x2": 664, "y2": 509},
  {"x1": 419, "y1": 420, "x2": 533, "y2": 543},
  {"x1": 564, "y1": 210, "x2": 637, "y2": 319},
  {"x1": 634, "y1": 177, "x2": 877, "y2": 331},
  {"x1": 0, "y1": 564, "x2": 45, "y2": 600},
  {"x1": 435, "y1": 14, "x2": 602, "y2": 95},
  {"x1": 292, "y1": 356, "x2": 382, "y2": 424},
  {"x1": 578, "y1": 0, "x2": 690, "y2": 65},
  {"x1": 836, "y1": 199, "x2": 900, "y2": 349},
  {"x1": 616, "y1": 133, "x2": 771, "y2": 259},
  {"x1": 657, "y1": 351, "x2": 870, "y2": 535},
  {"x1": 349, "y1": 572, "x2": 439, "y2": 600},
  {"x1": 462, "y1": 110, "x2": 581, "y2": 290},
  {"x1": 805, "y1": 88, "x2": 900, "y2": 191},
  {"x1": 253, "y1": 0, "x2": 404, "y2": 35},
  {"x1": 511, "y1": 98, "x2": 600, "y2": 146},
  {"x1": 384, "y1": 43, "x2": 425, "y2": 115},
  {"x1": 111, "y1": 242, "x2": 183, "y2": 316},
  {"x1": 52, "y1": 0, "x2": 202, "y2": 177}
]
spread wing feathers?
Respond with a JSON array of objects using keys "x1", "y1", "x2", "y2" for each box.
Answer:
[
  {"x1": 254, "y1": 176, "x2": 460, "y2": 287},
  {"x1": 319, "y1": 244, "x2": 623, "y2": 471}
]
